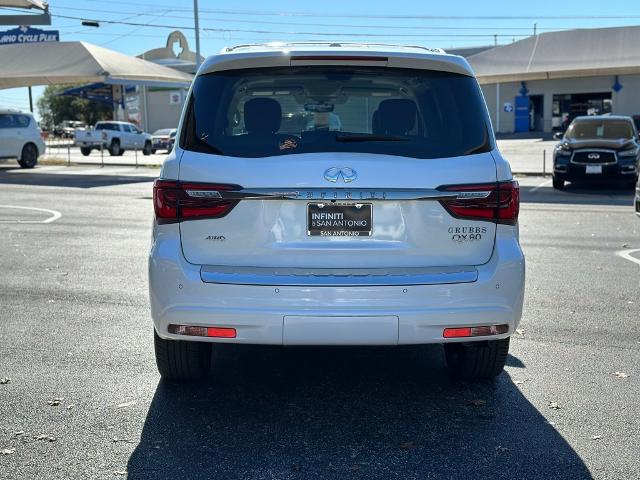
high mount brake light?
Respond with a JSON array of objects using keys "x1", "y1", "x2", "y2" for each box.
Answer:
[
  {"x1": 439, "y1": 181, "x2": 519, "y2": 225},
  {"x1": 153, "y1": 180, "x2": 241, "y2": 224}
]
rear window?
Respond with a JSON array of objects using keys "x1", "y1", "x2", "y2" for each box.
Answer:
[
  {"x1": 183, "y1": 67, "x2": 492, "y2": 159},
  {"x1": 566, "y1": 119, "x2": 634, "y2": 140},
  {"x1": 96, "y1": 123, "x2": 119, "y2": 131},
  {"x1": 0, "y1": 114, "x2": 30, "y2": 129}
]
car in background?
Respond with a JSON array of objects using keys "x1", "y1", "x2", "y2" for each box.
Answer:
[
  {"x1": 57, "y1": 120, "x2": 86, "y2": 139},
  {"x1": 552, "y1": 115, "x2": 639, "y2": 189},
  {"x1": 75, "y1": 121, "x2": 153, "y2": 156},
  {"x1": 150, "y1": 43, "x2": 525, "y2": 382},
  {"x1": 150, "y1": 128, "x2": 177, "y2": 154},
  {"x1": 0, "y1": 109, "x2": 45, "y2": 168}
]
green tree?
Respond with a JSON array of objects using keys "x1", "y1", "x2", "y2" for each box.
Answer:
[{"x1": 37, "y1": 84, "x2": 112, "y2": 129}]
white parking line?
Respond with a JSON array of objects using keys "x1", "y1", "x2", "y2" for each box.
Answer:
[
  {"x1": 530, "y1": 179, "x2": 552, "y2": 193},
  {"x1": 616, "y1": 249, "x2": 640, "y2": 266},
  {"x1": 0, "y1": 205, "x2": 62, "y2": 224}
]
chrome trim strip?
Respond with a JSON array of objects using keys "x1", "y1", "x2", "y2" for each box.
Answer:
[
  {"x1": 200, "y1": 265, "x2": 478, "y2": 286},
  {"x1": 185, "y1": 190, "x2": 223, "y2": 198},
  {"x1": 215, "y1": 188, "x2": 490, "y2": 201}
]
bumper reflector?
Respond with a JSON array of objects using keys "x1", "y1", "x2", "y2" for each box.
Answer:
[
  {"x1": 443, "y1": 324, "x2": 508, "y2": 338},
  {"x1": 168, "y1": 324, "x2": 236, "y2": 338}
]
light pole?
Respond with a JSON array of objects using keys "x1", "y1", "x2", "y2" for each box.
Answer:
[{"x1": 193, "y1": 0, "x2": 201, "y2": 71}]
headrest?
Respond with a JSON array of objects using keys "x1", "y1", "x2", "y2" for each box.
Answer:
[
  {"x1": 244, "y1": 98, "x2": 282, "y2": 134},
  {"x1": 378, "y1": 99, "x2": 417, "y2": 135}
]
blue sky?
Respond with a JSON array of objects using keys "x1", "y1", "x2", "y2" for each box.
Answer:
[{"x1": 2, "y1": 0, "x2": 639, "y2": 120}]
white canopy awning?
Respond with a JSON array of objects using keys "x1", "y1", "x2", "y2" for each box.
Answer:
[
  {"x1": 469, "y1": 25, "x2": 640, "y2": 85},
  {"x1": 0, "y1": 0, "x2": 47, "y2": 8},
  {"x1": 0, "y1": 41, "x2": 193, "y2": 89}
]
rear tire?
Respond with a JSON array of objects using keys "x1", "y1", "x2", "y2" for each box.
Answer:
[
  {"x1": 552, "y1": 177, "x2": 565, "y2": 190},
  {"x1": 18, "y1": 143, "x2": 38, "y2": 168},
  {"x1": 154, "y1": 330, "x2": 211, "y2": 381},
  {"x1": 108, "y1": 140, "x2": 121, "y2": 156},
  {"x1": 80, "y1": 147, "x2": 92, "y2": 156},
  {"x1": 444, "y1": 337, "x2": 510, "y2": 380},
  {"x1": 143, "y1": 141, "x2": 152, "y2": 156}
]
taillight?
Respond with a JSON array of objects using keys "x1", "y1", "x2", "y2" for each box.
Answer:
[
  {"x1": 439, "y1": 181, "x2": 519, "y2": 225},
  {"x1": 153, "y1": 180, "x2": 241, "y2": 224}
]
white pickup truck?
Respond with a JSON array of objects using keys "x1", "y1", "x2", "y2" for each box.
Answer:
[{"x1": 75, "y1": 121, "x2": 153, "y2": 156}]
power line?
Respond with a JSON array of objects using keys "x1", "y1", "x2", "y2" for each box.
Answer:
[
  {"x1": 64, "y1": 2, "x2": 640, "y2": 20},
  {"x1": 48, "y1": 5, "x2": 570, "y2": 31},
  {"x1": 48, "y1": 13, "x2": 533, "y2": 39}
]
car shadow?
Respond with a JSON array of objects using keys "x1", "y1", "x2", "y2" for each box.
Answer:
[
  {"x1": 0, "y1": 165, "x2": 155, "y2": 188},
  {"x1": 127, "y1": 345, "x2": 591, "y2": 480},
  {"x1": 520, "y1": 182, "x2": 635, "y2": 207}
]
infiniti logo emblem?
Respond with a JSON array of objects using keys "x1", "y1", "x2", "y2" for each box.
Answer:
[
  {"x1": 587, "y1": 153, "x2": 600, "y2": 160},
  {"x1": 324, "y1": 167, "x2": 358, "y2": 183}
]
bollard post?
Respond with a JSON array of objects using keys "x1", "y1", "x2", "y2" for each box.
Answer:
[
  {"x1": 100, "y1": 142, "x2": 104, "y2": 168},
  {"x1": 543, "y1": 149, "x2": 546, "y2": 177},
  {"x1": 135, "y1": 146, "x2": 138, "y2": 169},
  {"x1": 67, "y1": 143, "x2": 71, "y2": 166}
]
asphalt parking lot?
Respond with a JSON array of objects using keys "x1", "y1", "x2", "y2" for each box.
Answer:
[{"x1": 0, "y1": 165, "x2": 638, "y2": 479}]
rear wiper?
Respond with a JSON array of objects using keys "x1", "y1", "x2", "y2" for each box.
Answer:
[{"x1": 335, "y1": 134, "x2": 410, "y2": 142}]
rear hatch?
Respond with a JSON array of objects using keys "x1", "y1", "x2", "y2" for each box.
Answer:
[
  {"x1": 168, "y1": 63, "x2": 512, "y2": 270},
  {"x1": 176, "y1": 151, "x2": 499, "y2": 268}
]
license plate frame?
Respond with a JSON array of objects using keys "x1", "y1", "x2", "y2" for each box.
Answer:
[
  {"x1": 307, "y1": 202, "x2": 373, "y2": 237},
  {"x1": 586, "y1": 165, "x2": 603, "y2": 174}
]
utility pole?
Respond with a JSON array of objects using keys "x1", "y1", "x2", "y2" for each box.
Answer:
[
  {"x1": 194, "y1": 0, "x2": 201, "y2": 71},
  {"x1": 533, "y1": 23, "x2": 537, "y2": 36},
  {"x1": 494, "y1": 34, "x2": 498, "y2": 46},
  {"x1": 28, "y1": 86, "x2": 33, "y2": 113}
]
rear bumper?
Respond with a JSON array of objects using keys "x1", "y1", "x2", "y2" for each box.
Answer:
[{"x1": 149, "y1": 225, "x2": 525, "y2": 345}]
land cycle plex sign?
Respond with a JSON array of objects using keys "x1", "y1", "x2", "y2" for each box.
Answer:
[{"x1": 0, "y1": 26, "x2": 59, "y2": 45}]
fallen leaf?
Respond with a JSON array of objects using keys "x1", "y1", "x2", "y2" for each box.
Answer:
[
  {"x1": 0, "y1": 377, "x2": 11, "y2": 385},
  {"x1": 14, "y1": 431, "x2": 24, "y2": 436},
  {"x1": 591, "y1": 435, "x2": 603, "y2": 440},
  {"x1": 66, "y1": 404, "x2": 74, "y2": 410},
  {"x1": 400, "y1": 441, "x2": 416, "y2": 450},
  {"x1": 116, "y1": 401, "x2": 136, "y2": 409},
  {"x1": 34, "y1": 434, "x2": 56, "y2": 442},
  {"x1": 514, "y1": 380, "x2": 524, "y2": 386},
  {"x1": 48, "y1": 398, "x2": 63, "y2": 407},
  {"x1": 548, "y1": 401, "x2": 561, "y2": 410},
  {"x1": 465, "y1": 399, "x2": 487, "y2": 407},
  {"x1": 0, "y1": 448, "x2": 16, "y2": 455},
  {"x1": 612, "y1": 371, "x2": 629, "y2": 378},
  {"x1": 112, "y1": 437, "x2": 135, "y2": 444},
  {"x1": 515, "y1": 328, "x2": 525, "y2": 336},
  {"x1": 113, "y1": 471, "x2": 127, "y2": 476}
]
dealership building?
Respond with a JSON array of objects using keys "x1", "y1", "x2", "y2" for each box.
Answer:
[{"x1": 463, "y1": 25, "x2": 640, "y2": 134}]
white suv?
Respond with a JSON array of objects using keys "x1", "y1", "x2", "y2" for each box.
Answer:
[
  {"x1": 149, "y1": 43, "x2": 525, "y2": 381},
  {"x1": 0, "y1": 110, "x2": 45, "y2": 168}
]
